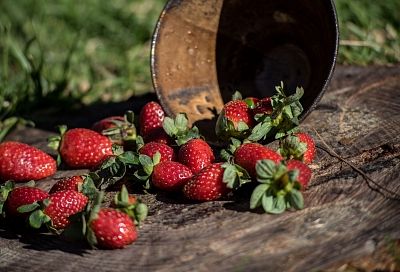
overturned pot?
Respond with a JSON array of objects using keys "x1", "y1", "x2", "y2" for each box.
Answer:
[{"x1": 151, "y1": 0, "x2": 339, "y2": 130}]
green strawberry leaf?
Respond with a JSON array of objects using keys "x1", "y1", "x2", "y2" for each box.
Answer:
[
  {"x1": 231, "y1": 91, "x2": 242, "y2": 101},
  {"x1": 152, "y1": 152, "x2": 161, "y2": 166},
  {"x1": 118, "y1": 151, "x2": 139, "y2": 165},
  {"x1": 134, "y1": 202, "x2": 148, "y2": 225},
  {"x1": 261, "y1": 193, "x2": 274, "y2": 213},
  {"x1": 255, "y1": 159, "x2": 276, "y2": 181},
  {"x1": 236, "y1": 121, "x2": 249, "y2": 132},
  {"x1": 29, "y1": 210, "x2": 51, "y2": 229},
  {"x1": 139, "y1": 154, "x2": 154, "y2": 175},
  {"x1": 17, "y1": 202, "x2": 40, "y2": 213},
  {"x1": 1, "y1": 180, "x2": 14, "y2": 200},
  {"x1": 289, "y1": 189, "x2": 304, "y2": 210},
  {"x1": 278, "y1": 135, "x2": 307, "y2": 160},
  {"x1": 0, "y1": 203, "x2": 4, "y2": 217},
  {"x1": 135, "y1": 136, "x2": 145, "y2": 151},
  {"x1": 269, "y1": 195, "x2": 286, "y2": 214},
  {"x1": 220, "y1": 149, "x2": 232, "y2": 162},
  {"x1": 222, "y1": 164, "x2": 237, "y2": 189},
  {"x1": 250, "y1": 184, "x2": 269, "y2": 209},
  {"x1": 175, "y1": 113, "x2": 188, "y2": 132},
  {"x1": 81, "y1": 176, "x2": 99, "y2": 201},
  {"x1": 247, "y1": 119, "x2": 272, "y2": 142},
  {"x1": 222, "y1": 163, "x2": 252, "y2": 189},
  {"x1": 163, "y1": 116, "x2": 178, "y2": 137}
]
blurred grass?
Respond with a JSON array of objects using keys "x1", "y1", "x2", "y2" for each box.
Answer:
[
  {"x1": 336, "y1": 0, "x2": 400, "y2": 65},
  {"x1": 0, "y1": 0, "x2": 399, "y2": 125}
]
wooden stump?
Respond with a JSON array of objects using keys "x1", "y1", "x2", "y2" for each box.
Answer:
[{"x1": 1, "y1": 65, "x2": 400, "y2": 271}]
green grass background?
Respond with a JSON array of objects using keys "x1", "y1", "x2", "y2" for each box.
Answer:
[{"x1": 0, "y1": 0, "x2": 399, "y2": 124}]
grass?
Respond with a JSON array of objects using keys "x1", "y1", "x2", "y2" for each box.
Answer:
[{"x1": 0, "y1": 0, "x2": 399, "y2": 134}]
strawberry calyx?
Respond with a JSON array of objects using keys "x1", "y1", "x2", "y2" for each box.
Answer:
[
  {"x1": 100, "y1": 111, "x2": 137, "y2": 147},
  {"x1": 0, "y1": 181, "x2": 16, "y2": 216},
  {"x1": 47, "y1": 125, "x2": 68, "y2": 165},
  {"x1": 219, "y1": 138, "x2": 242, "y2": 162},
  {"x1": 221, "y1": 162, "x2": 252, "y2": 190},
  {"x1": 247, "y1": 82, "x2": 304, "y2": 142},
  {"x1": 112, "y1": 185, "x2": 148, "y2": 225},
  {"x1": 85, "y1": 191, "x2": 104, "y2": 248},
  {"x1": 278, "y1": 134, "x2": 308, "y2": 162},
  {"x1": 250, "y1": 159, "x2": 304, "y2": 214},
  {"x1": 162, "y1": 113, "x2": 201, "y2": 146},
  {"x1": 132, "y1": 152, "x2": 161, "y2": 189},
  {"x1": 20, "y1": 198, "x2": 52, "y2": 230},
  {"x1": 88, "y1": 151, "x2": 139, "y2": 190}
]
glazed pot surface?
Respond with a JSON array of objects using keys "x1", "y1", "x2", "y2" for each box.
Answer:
[{"x1": 151, "y1": 0, "x2": 339, "y2": 130}]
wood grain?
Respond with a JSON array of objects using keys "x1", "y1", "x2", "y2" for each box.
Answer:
[{"x1": 1, "y1": 65, "x2": 400, "y2": 271}]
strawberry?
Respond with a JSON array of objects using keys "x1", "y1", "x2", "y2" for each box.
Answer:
[
  {"x1": 278, "y1": 132, "x2": 316, "y2": 164},
  {"x1": 183, "y1": 163, "x2": 229, "y2": 201},
  {"x1": 234, "y1": 143, "x2": 282, "y2": 177},
  {"x1": 139, "y1": 101, "x2": 170, "y2": 144},
  {"x1": 3, "y1": 184, "x2": 49, "y2": 217},
  {"x1": 0, "y1": 141, "x2": 56, "y2": 182},
  {"x1": 252, "y1": 97, "x2": 273, "y2": 116},
  {"x1": 49, "y1": 127, "x2": 114, "y2": 169},
  {"x1": 89, "y1": 208, "x2": 137, "y2": 249},
  {"x1": 286, "y1": 160, "x2": 312, "y2": 189},
  {"x1": 250, "y1": 159, "x2": 306, "y2": 214},
  {"x1": 49, "y1": 175, "x2": 84, "y2": 194},
  {"x1": 215, "y1": 99, "x2": 255, "y2": 140},
  {"x1": 152, "y1": 161, "x2": 192, "y2": 191},
  {"x1": 295, "y1": 133, "x2": 316, "y2": 164},
  {"x1": 43, "y1": 190, "x2": 88, "y2": 229},
  {"x1": 178, "y1": 139, "x2": 215, "y2": 174},
  {"x1": 139, "y1": 141, "x2": 176, "y2": 162},
  {"x1": 92, "y1": 116, "x2": 125, "y2": 133}
]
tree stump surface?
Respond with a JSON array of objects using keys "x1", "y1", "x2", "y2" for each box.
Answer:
[{"x1": 1, "y1": 65, "x2": 400, "y2": 271}]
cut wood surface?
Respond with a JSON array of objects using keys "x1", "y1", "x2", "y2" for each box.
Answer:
[{"x1": 1, "y1": 65, "x2": 400, "y2": 272}]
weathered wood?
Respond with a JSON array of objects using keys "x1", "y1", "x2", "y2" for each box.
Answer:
[{"x1": 1, "y1": 65, "x2": 400, "y2": 271}]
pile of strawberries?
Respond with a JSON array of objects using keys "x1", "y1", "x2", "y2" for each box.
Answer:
[{"x1": 0, "y1": 82, "x2": 316, "y2": 249}]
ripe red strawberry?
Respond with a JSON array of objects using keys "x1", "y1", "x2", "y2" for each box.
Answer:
[
  {"x1": 49, "y1": 175, "x2": 84, "y2": 194},
  {"x1": 234, "y1": 143, "x2": 282, "y2": 177},
  {"x1": 296, "y1": 133, "x2": 316, "y2": 164},
  {"x1": 0, "y1": 141, "x2": 56, "y2": 182},
  {"x1": 58, "y1": 128, "x2": 113, "y2": 169},
  {"x1": 215, "y1": 100, "x2": 255, "y2": 140},
  {"x1": 252, "y1": 97, "x2": 273, "y2": 116},
  {"x1": 5, "y1": 186, "x2": 49, "y2": 217},
  {"x1": 183, "y1": 163, "x2": 229, "y2": 201},
  {"x1": 92, "y1": 116, "x2": 125, "y2": 133},
  {"x1": 44, "y1": 190, "x2": 88, "y2": 229},
  {"x1": 178, "y1": 139, "x2": 215, "y2": 174},
  {"x1": 89, "y1": 208, "x2": 137, "y2": 249},
  {"x1": 286, "y1": 160, "x2": 312, "y2": 189},
  {"x1": 152, "y1": 161, "x2": 192, "y2": 191},
  {"x1": 139, "y1": 142, "x2": 176, "y2": 162},
  {"x1": 139, "y1": 101, "x2": 170, "y2": 144}
]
